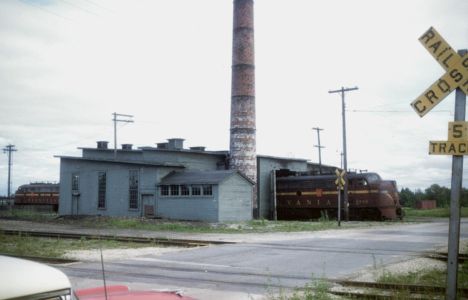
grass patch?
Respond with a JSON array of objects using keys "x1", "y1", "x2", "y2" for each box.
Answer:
[
  {"x1": 403, "y1": 207, "x2": 468, "y2": 219},
  {"x1": 266, "y1": 278, "x2": 337, "y2": 300},
  {"x1": 53, "y1": 216, "x2": 387, "y2": 234},
  {"x1": 1, "y1": 208, "x2": 399, "y2": 234},
  {"x1": 376, "y1": 240, "x2": 468, "y2": 297},
  {"x1": 0, "y1": 232, "x2": 157, "y2": 259},
  {"x1": 0, "y1": 208, "x2": 58, "y2": 221}
]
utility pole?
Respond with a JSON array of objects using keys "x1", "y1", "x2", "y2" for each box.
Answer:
[
  {"x1": 3, "y1": 144, "x2": 17, "y2": 199},
  {"x1": 329, "y1": 86, "x2": 358, "y2": 221},
  {"x1": 340, "y1": 152, "x2": 344, "y2": 169},
  {"x1": 112, "y1": 113, "x2": 134, "y2": 159},
  {"x1": 312, "y1": 127, "x2": 324, "y2": 174}
]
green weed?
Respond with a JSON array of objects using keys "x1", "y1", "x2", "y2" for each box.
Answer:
[
  {"x1": 0, "y1": 233, "x2": 158, "y2": 258},
  {"x1": 403, "y1": 207, "x2": 468, "y2": 219}
]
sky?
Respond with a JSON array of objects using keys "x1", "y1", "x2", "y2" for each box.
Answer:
[{"x1": 0, "y1": 0, "x2": 467, "y2": 195}]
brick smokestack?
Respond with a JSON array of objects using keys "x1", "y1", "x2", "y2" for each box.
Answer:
[{"x1": 229, "y1": 0, "x2": 257, "y2": 187}]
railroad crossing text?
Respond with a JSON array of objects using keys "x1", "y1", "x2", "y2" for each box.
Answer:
[{"x1": 411, "y1": 27, "x2": 468, "y2": 117}]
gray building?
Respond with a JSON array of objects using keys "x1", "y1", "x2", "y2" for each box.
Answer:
[
  {"x1": 57, "y1": 139, "x2": 335, "y2": 221},
  {"x1": 158, "y1": 170, "x2": 253, "y2": 222}
]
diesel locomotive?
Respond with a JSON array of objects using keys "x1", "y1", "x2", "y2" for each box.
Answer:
[
  {"x1": 275, "y1": 169, "x2": 402, "y2": 220},
  {"x1": 14, "y1": 182, "x2": 59, "y2": 212}
]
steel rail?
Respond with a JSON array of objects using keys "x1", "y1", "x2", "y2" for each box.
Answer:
[
  {"x1": 4, "y1": 229, "x2": 466, "y2": 262},
  {"x1": 0, "y1": 253, "x2": 78, "y2": 264},
  {"x1": 332, "y1": 280, "x2": 468, "y2": 297},
  {"x1": 246, "y1": 242, "x2": 468, "y2": 262},
  {"x1": 0, "y1": 229, "x2": 233, "y2": 247},
  {"x1": 61, "y1": 264, "x2": 468, "y2": 298},
  {"x1": 426, "y1": 252, "x2": 468, "y2": 263},
  {"x1": 329, "y1": 290, "x2": 434, "y2": 300}
]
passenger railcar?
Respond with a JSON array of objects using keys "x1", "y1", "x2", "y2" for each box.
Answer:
[
  {"x1": 275, "y1": 170, "x2": 402, "y2": 220},
  {"x1": 14, "y1": 183, "x2": 59, "y2": 212}
]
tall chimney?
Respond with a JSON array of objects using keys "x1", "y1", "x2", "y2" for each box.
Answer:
[{"x1": 229, "y1": 0, "x2": 256, "y2": 186}]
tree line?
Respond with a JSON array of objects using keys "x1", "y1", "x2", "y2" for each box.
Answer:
[{"x1": 399, "y1": 184, "x2": 468, "y2": 208}]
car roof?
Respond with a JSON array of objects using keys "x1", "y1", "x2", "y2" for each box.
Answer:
[{"x1": 0, "y1": 255, "x2": 71, "y2": 300}]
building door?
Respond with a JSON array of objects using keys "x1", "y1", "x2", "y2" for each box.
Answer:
[
  {"x1": 141, "y1": 194, "x2": 155, "y2": 218},
  {"x1": 71, "y1": 195, "x2": 79, "y2": 215}
]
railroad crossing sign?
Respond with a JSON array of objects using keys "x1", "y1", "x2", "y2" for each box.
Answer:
[
  {"x1": 410, "y1": 27, "x2": 467, "y2": 300},
  {"x1": 411, "y1": 27, "x2": 468, "y2": 117},
  {"x1": 429, "y1": 121, "x2": 468, "y2": 155},
  {"x1": 335, "y1": 169, "x2": 345, "y2": 190}
]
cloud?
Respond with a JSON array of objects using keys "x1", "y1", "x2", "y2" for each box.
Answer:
[{"x1": 0, "y1": 0, "x2": 467, "y2": 195}]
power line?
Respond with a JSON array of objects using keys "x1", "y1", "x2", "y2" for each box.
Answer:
[
  {"x1": 348, "y1": 109, "x2": 452, "y2": 114},
  {"x1": 17, "y1": 0, "x2": 74, "y2": 21},
  {"x1": 112, "y1": 113, "x2": 134, "y2": 159},
  {"x1": 58, "y1": 0, "x2": 100, "y2": 16},
  {"x1": 81, "y1": 0, "x2": 115, "y2": 13}
]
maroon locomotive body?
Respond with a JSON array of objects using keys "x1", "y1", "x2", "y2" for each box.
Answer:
[
  {"x1": 14, "y1": 183, "x2": 59, "y2": 212},
  {"x1": 275, "y1": 170, "x2": 402, "y2": 221}
]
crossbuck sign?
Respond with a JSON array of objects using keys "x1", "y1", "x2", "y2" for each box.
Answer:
[
  {"x1": 411, "y1": 26, "x2": 467, "y2": 300},
  {"x1": 411, "y1": 27, "x2": 468, "y2": 117}
]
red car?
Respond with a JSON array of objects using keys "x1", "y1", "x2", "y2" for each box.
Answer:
[{"x1": 76, "y1": 285, "x2": 196, "y2": 300}]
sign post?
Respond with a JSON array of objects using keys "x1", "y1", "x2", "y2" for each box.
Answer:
[
  {"x1": 446, "y1": 71, "x2": 466, "y2": 300},
  {"x1": 335, "y1": 169, "x2": 345, "y2": 227},
  {"x1": 411, "y1": 26, "x2": 467, "y2": 300}
]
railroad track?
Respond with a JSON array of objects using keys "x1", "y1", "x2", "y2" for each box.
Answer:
[
  {"x1": 330, "y1": 280, "x2": 468, "y2": 299},
  {"x1": 0, "y1": 229, "x2": 233, "y2": 247},
  {"x1": 0, "y1": 253, "x2": 78, "y2": 264},
  {"x1": 59, "y1": 262, "x2": 468, "y2": 299},
  {"x1": 422, "y1": 252, "x2": 468, "y2": 263},
  {"x1": 5, "y1": 249, "x2": 465, "y2": 299}
]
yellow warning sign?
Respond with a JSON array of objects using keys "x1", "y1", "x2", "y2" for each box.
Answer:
[
  {"x1": 448, "y1": 121, "x2": 468, "y2": 141},
  {"x1": 429, "y1": 141, "x2": 468, "y2": 155},
  {"x1": 429, "y1": 122, "x2": 468, "y2": 155},
  {"x1": 335, "y1": 169, "x2": 346, "y2": 189},
  {"x1": 411, "y1": 27, "x2": 468, "y2": 117}
]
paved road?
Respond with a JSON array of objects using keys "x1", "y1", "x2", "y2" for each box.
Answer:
[{"x1": 48, "y1": 219, "x2": 467, "y2": 299}]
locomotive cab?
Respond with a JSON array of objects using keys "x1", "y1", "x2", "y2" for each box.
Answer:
[{"x1": 275, "y1": 170, "x2": 402, "y2": 221}]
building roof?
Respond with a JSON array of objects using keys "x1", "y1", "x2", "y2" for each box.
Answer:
[
  {"x1": 160, "y1": 170, "x2": 255, "y2": 185},
  {"x1": 257, "y1": 154, "x2": 308, "y2": 162},
  {"x1": 138, "y1": 147, "x2": 229, "y2": 156},
  {"x1": 79, "y1": 146, "x2": 229, "y2": 156},
  {"x1": 55, "y1": 156, "x2": 185, "y2": 168}
]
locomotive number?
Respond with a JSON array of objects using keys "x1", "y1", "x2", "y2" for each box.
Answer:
[{"x1": 355, "y1": 199, "x2": 368, "y2": 205}]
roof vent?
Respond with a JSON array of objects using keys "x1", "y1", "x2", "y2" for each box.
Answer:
[
  {"x1": 167, "y1": 138, "x2": 184, "y2": 150},
  {"x1": 122, "y1": 144, "x2": 133, "y2": 150},
  {"x1": 190, "y1": 146, "x2": 206, "y2": 152},
  {"x1": 157, "y1": 142, "x2": 168, "y2": 149},
  {"x1": 97, "y1": 141, "x2": 108, "y2": 149}
]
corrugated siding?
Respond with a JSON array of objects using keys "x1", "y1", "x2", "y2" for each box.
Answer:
[
  {"x1": 58, "y1": 159, "x2": 177, "y2": 217},
  {"x1": 142, "y1": 151, "x2": 223, "y2": 170},
  {"x1": 156, "y1": 189, "x2": 219, "y2": 222},
  {"x1": 82, "y1": 148, "x2": 225, "y2": 170},
  {"x1": 218, "y1": 175, "x2": 252, "y2": 222}
]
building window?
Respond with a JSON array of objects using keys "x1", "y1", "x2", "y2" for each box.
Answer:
[
  {"x1": 202, "y1": 185, "x2": 212, "y2": 196},
  {"x1": 129, "y1": 170, "x2": 139, "y2": 209},
  {"x1": 159, "y1": 184, "x2": 212, "y2": 197},
  {"x1": 181, "y1": 185, "x2": 190, "y2": 196},
  {"x1": 97, "y1": 172, "x2": 106, "y2": 209},
  {"x1": 191, "y1": 185, "x2": 201, "y2": 196},
  {"x1": 170, "y1": 185, "x2": 179, "y2": 196},
  {"x1": 71, "y1": 173, "x2": 79, "y2": 193},
  {"x1": 160, "y1": 185, "x2": 169, "y2": 196}
]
